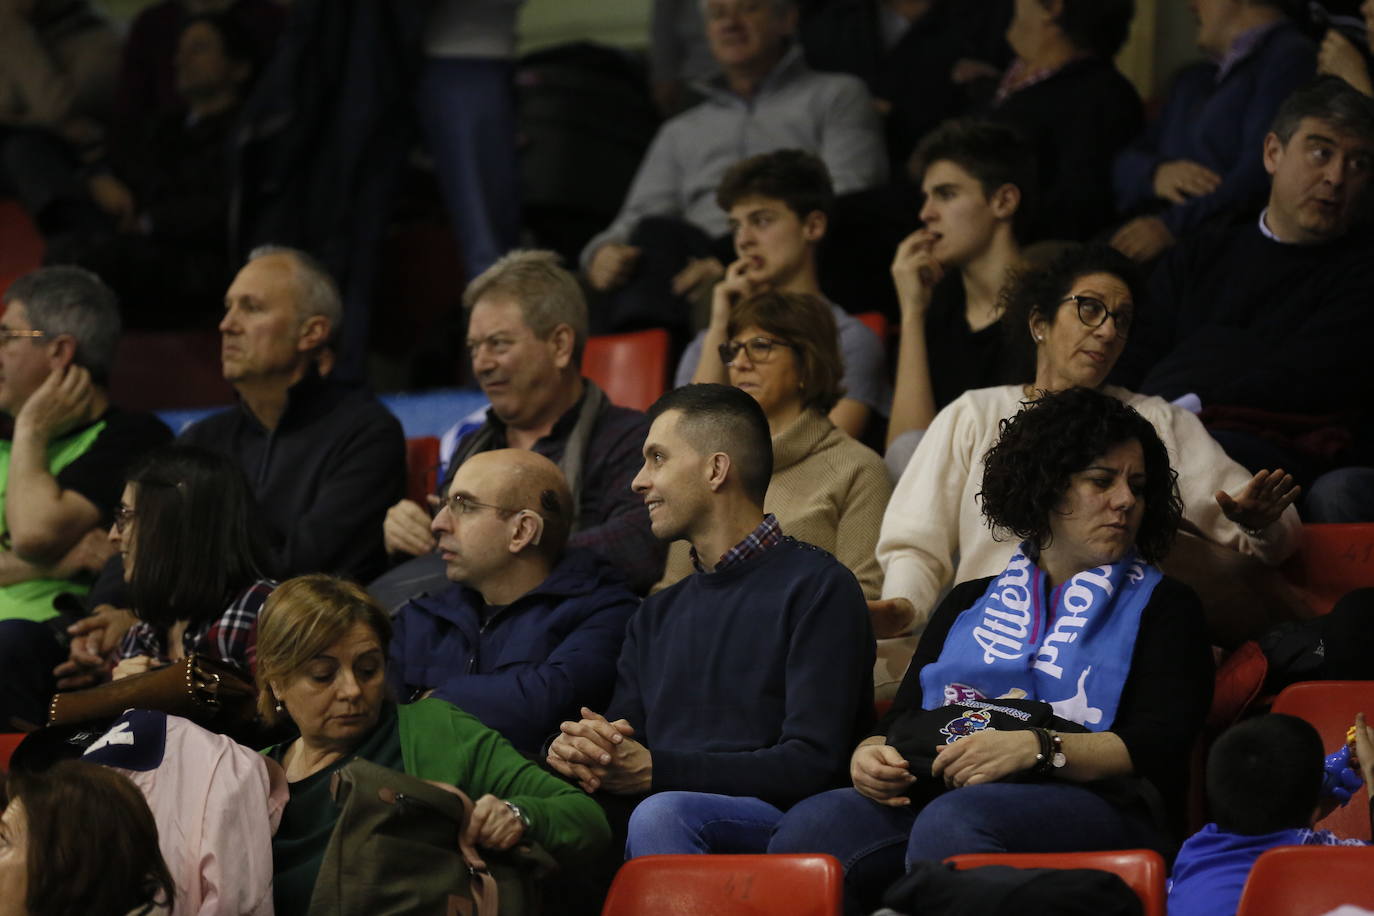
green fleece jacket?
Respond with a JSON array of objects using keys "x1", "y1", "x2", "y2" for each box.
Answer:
[{"x1": 270, "y1": 699, "x2": 608, "y2": 913}]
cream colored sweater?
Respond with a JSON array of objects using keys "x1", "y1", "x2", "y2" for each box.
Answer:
[
  {"x1": 657, "y1": 409, "x2": 892, "y2": 597},
  {"x1": 878, "y1": 384, "x2": 1301, "y2": 630}
]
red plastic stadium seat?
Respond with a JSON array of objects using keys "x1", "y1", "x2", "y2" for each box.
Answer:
[
  {"x1": 854, "y1": 311, "x2": 888, "y2": 342},
  {"x1": 405, "y1": 436, "x2": 441, "y2": 506},
  {"x1": 0, "y1": 200, "x2": 44, "y2": 296},
  {"x1": 602, "y1": 854, "x2": 844, "y2": 916},
  {"x1": 1271, "y1": 680, "x2": 1374, "y2": 841},
  {"x1": 1235, "y1": 845, "x2": 1374, "y2": 916},
  {"x1": 110, "y1": 330, "x2": 234, "y2": 410},
  {"x1": 947, "y1": 849, "x2": 1167, "y2": 916},
  {"x1": 1280, "y1": 523, "x2": 1374, "y2": 615},
  {"x1": 583, "y1": 329, "x2": 670, "y2": 412},
  {"x1": 0, "y1": 732, "x2": 23, "y2": 772}
]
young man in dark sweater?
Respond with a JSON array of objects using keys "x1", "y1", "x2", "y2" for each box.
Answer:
[
  {"x1": 547, "y1": 383, "x2": 875, "y2": 856},
  {"x1": 1111, "y1": 77, "x2": 1374, "y2": 519}
]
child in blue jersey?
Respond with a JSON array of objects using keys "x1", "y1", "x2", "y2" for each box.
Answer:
[{"x1": 1167, "y1": 714, "x2": 1371, "y2": 916}]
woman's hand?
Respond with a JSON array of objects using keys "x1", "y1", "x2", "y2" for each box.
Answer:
[
  {"x1": 931, "y1": 730, "x2": 1039, "y2": 788},
  {"x1": 868, "y1": 597, "x2": 916, "y2": 639},
  {"x1": 851, "y1": 741, "x2": 916, "y2": 805},
  {"x1": 111, "y1": 654, "x2": 163, "y2": 681},
  {"x1": 464, "y1": 794, "x2": 527, "y2": 851},
  {"x1": 1215, "y1": 468, "x2": 1300, "y2": 533}
]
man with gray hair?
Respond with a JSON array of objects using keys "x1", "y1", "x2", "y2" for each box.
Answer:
[
  {"x1": 177, "y1": 245, "x2": 405, "y2": 578},
  {"x1": 376, "y1": 249, "x2": 663, "y2": 601},
  {"x1": 1112, "y1": 77, "x2": 1374, "y2": 521},
  {"x1": 0, "y1": 265, "x2": 171, "y2": 728}
]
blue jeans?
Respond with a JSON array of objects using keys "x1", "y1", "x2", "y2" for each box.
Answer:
[
  {"x1": 770, "y1": 784, "x2": 1159, "y2": 914},
  {"x1": 1304, "y1": 467, "x2": 1374, "y2": 523},
  {"x1": 625, "y1": 792, "x2": 785, "y2": 857},
  {"x1": 416, "y1": 56, "x2": 520, "y2": 280}
]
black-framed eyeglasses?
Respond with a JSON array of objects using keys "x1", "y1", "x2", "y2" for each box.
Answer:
[
  {"x1": 113, "y1": 504, "x2": 136, "y2": 533},
  {"x1": 1061, "y1": 295, "x2": 1133, "y2": 339},
  {"x1": 0, "y1": 329, "x2": 46, "y2": 344},
  {"x1": 718, "y1": 335, "x2": 794, "y2": 366}
]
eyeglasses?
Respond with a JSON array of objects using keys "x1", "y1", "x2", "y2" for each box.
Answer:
[
  {"x1": 1061, "y1": 295, "x2": 1133, "y2": 339},
  {"x1": 718, "y1": 336, "x2": 794, "y2": 366},
  {"x1": 0, "y1": 329, "x2": 46, "y2": 343},
  {"x1": 439, "y1": 492, "x2": 549, "y2": 545},
  {"x1": 113, "y1": 504, "x2": 136, "y2": 533}
]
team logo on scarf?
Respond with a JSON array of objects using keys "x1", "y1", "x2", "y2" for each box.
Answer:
[{"x1": 919, "y1": 546, "x2": 1161, "y2": 730}]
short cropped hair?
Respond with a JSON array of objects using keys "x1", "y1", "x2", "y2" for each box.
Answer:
[
  {"x1": 1207, "y1": 714, "x2": 1325, "y2": 835},
  {"x1": 999, "y1": 243, "x2": 1145, "y2": 383},
  {"x1": 255, "y1": 574, "x2": 392, "y2": 724},
  {"x1": 727, "y1": 290, "x2": 845, "y2": 413},
  {"x1": 3, "y1": 266, "x2": 121, "y2": 385},
  {"x1": 4, "y1": 760, "x2": 176, "y2": 916},
  {"x1": 246, "y1": 245, "x2": 344, "y2": 344},
  {"x1": 716, "y1": 149, "x2": 835, "y2": 220},
  {"x1": 1055, "y1": 0, "x2": 1135, "y2": 58},
  {"x1": 463, "y1": 249, "x2": 589, "y2": 366},
  {"x1": 648, "y1": 383, "x2": 773, "y2": 506},
  {"x1": 910, "y1": 118, "x2": 1039, "y2": 241},
  {"x1": 125, "y1": 445, "x2": 272, "y2": 631},
  {"x1": 1271, "y1": 76, "x2": 1374, "y2": 145},
  {"x1": 978, "y1": 386, "x2": 1183, "y2": 563}
]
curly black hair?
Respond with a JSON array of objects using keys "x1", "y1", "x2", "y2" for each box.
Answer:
[
  {"x1": 977, "y1": 387, "x2": 1183, "y2": 563},
  {"x1": 999, "y1": 243, "x2": 1146, "y2": 383}
]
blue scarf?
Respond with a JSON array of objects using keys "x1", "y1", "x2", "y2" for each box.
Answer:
[{"x1": 919, "y1": 545, "x2": 1161, "y2": 730}]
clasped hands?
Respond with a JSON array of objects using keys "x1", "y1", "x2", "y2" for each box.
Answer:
[
  {"x1": 851, "y1": 730, "x2": 1040, "y2": 806},
  {"x1": 547, "y1": 706, "x2": 652, "y2": 795}
]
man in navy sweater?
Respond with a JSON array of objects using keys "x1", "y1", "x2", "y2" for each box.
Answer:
[{"x1": 547, "y1": 383, "x2": 875, "y2": 856}]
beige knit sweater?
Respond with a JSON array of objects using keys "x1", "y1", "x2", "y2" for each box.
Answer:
[{"x1": 655, "y1": 409, "x2": 892, "y2": 597}]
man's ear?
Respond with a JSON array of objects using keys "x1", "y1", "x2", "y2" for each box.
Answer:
[
  {"x1": 549, "y1": 323, "x2": 576, "y2": 371},
  {"x1": 990, "y1": 183, "x2": 1021, "y2": 221},
  {"x1": 802, "y1": 210, "x2": 827, "y2": 243},
  {"x1": 47, "y1": 333, "x2": 77, "y2": 371},
  {"x1": 705, "y1": 451, "x2": 732, "y2": 492},
  {"x1": 296, "y1": 315, "x2": 330, "y2": 353},
  {"x1": 1262, "y1": 131, "x2": 1283, "y2": 177},
  {"x1": 509, "y1": 510, "x2": 544, "y2": 554}
]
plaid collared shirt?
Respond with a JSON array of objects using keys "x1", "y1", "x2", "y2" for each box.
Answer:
[
  {"x1": 691, "y1": 513, "x2": 784, "y2": 574},
  {"x1": 118, "y1": 578, "x2": 276, "y2": 675}
]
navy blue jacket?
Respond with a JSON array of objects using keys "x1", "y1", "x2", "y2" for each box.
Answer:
[
  {"x1": 1112, "y1": 22, "x2": 1316, "y2": 236},
  {"x1": 387, "y1": 549, "x2": 638, "y2": 754}
]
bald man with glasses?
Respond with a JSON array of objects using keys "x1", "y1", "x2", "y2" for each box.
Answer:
[{"x1": 386, "y1": 449, "x2": 639, "y2": 755}]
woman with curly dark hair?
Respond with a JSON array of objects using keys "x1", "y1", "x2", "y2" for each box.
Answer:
[
  {"x1": 770, "y1": 387, "x2": 1214, "y2": 913},
  {"x1": 872, "y1": 243, "x2": 1301, "y2": 694}
]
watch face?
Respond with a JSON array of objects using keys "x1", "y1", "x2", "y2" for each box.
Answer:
[{"x1": 1052, "y1": 752, "x2": 1067, "y2": 768}]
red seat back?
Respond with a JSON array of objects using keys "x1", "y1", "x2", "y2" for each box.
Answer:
[
  {"x1": 1271, "y1": 680, "x2": 1374, "y2": 841},
  {"x1": 1280, "y1": 523, "x2": 1374, "y2": 615},
  {"x1": 1235, "y1": 845, "x2": 1374, "y2": 916},
  {"x1": 947, "y1": 849, "x2": 1167, "y2": 916},
  {"x1": 405, "y1": 436, "x2": 441, "y2": 505},
  {"x1": 854, "y1": 311, "x2": 888, "y2": 341},
  {"x1": 582, "y1": 329, "x2": 670, "y2": 412},
  {"x1": 602, "y1": 854, "x2": 844, "y2": 916},
  {"x1": 0, "y1": 732, "x2": 24, "y2": 773},
  {"x1": 0, "y1": 200, "x2": 44, "y2": 296},
  {"x1": 110, "y1": 330, "x2": 234, "y2": 410}
]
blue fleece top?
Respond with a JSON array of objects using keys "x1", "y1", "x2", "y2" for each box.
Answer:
[
  {"x1": 1111, "y1": 21, "x2": 1315, "y2": 236},
  {"x1": 387, "y1": 548, "x2": 639, "y2": 754},
  {"x1": 1167, "y1": 822, "x2": 1367, "y2": 916},
  {"x1": 606, "y1": 536, "x2": 875, "y2": 808}
]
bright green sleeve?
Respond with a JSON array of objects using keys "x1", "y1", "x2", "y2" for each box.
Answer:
[{"x1": 397, "y1": 698, "x2": 610, "y2": 864}]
